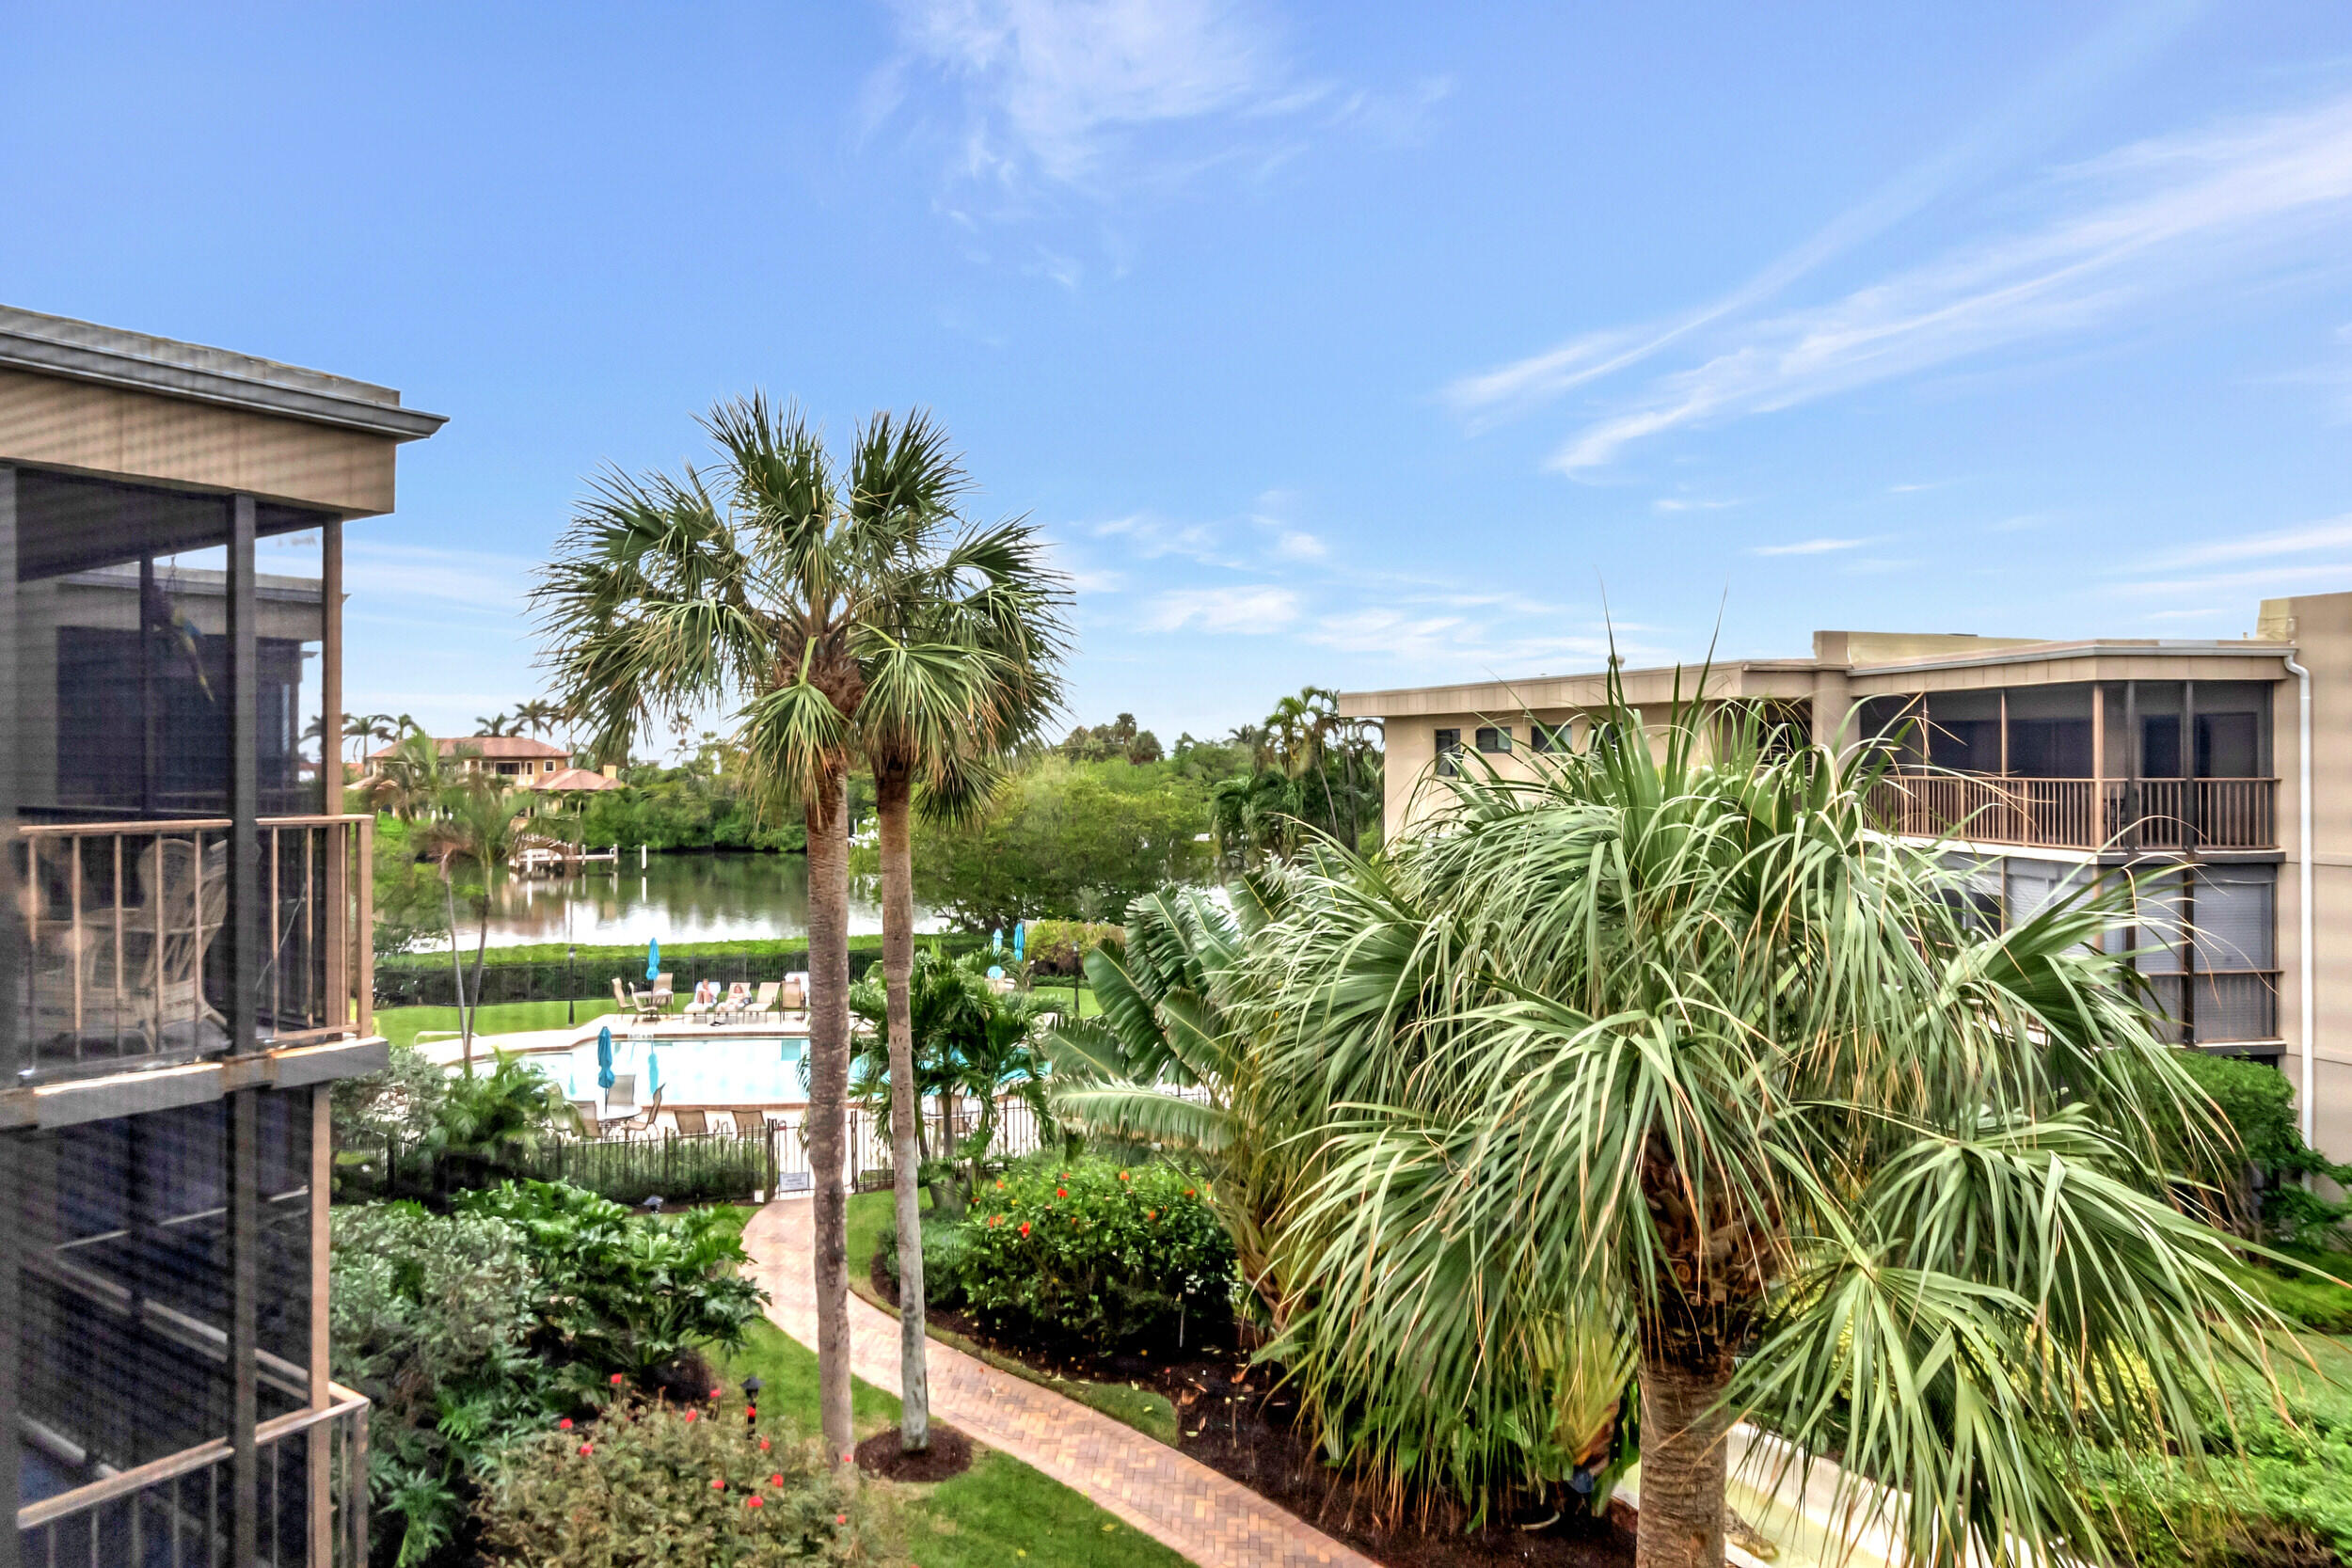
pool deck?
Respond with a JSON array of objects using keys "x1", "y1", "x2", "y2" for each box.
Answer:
[{"x1": 413, "y1": 1008, "x2": 812, "y2": 1068}]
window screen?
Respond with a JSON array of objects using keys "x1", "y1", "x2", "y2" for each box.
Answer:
[
  {"x1": 2193, "y1": 867, "x2": 2273, "y2": 972},
  {"x1": 1476, "y1": 725, "x2": 1511, "y2": 754},
  {"x1": 1435, "y1": 727, "x2": 1461, "y2": 777}
]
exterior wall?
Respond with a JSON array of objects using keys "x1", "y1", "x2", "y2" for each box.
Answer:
[
  {"x1": 2259, "y1": 592, "x2": 2352, "y2": 1161},
  {"x1": 0, "y1": 367, "x2": 400, "y2": 516}
]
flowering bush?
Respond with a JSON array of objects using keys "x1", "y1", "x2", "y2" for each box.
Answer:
[
  {"x1": 953, "y1": 1157, "x2": 1233, "y2": 1348},
  {"x1": 477, "y1": 1391, "x2": 893, "y2": 1566}
]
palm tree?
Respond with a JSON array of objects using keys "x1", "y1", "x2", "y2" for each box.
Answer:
[
  {"x1": 360, "y1": 730, "x2": 447, "y2": 822},
  {"x1": 474, "y1": 710, "x2": 516, "y2": 737},
  {"x1": 1247, "y1": 689, "x2": 2288, "y2": 1568},
  {"x1": 416, "y1": 778, "x2": 527, "y2": 1076},
  {"x1": 532, "y1": 393, "x2": 1058, "y2": 1465},
  {"x1": 851, "y1": 411, "x2": 1068, "y2": 1454},
  {"x1": 1045, "y1": 884, "x2": 1293, "y2": 1326},
  {"x1": 511, "y1": 698, "x2": 562, "y2": 737}
]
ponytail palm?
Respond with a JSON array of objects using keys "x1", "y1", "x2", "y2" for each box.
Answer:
[{"x1": 1249, "y1": 695, "x2": 2286, "y2": 1568}]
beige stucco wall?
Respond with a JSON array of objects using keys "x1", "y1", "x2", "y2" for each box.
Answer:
[
  {"x1": 2258, "y1": 592, "x2": 2352, "y2": 1161},
  {"x1": 0, "y1": 368, "x2": 399, "y2": 515}
]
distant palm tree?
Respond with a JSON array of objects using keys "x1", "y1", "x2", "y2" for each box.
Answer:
[
  {"x1": 531, "y1": 393, "x2": 1058, "y2": 1464},
  {"x1": 473, "y1": 710, "x2": 516, "y2": 737},
  {"x1": 511, "y1": 698, "x2": 562, "y2": 737},
  {"x1": 360, "y1": 731, "x2": 448, "y2": 822},
  {"x1": 416, "y1": 778, "x2": 529, "y2": 1075}
]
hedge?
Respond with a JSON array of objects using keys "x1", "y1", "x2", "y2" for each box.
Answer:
[{"x1": 376, "y1": 934, "x2": 984, "y2": 1007}]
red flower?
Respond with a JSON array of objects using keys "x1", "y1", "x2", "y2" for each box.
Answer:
[
  {"x1": 1118, "y1": 1170, "x2": 1129, "y2": 1181},
  {"x1": 1056, "y1": 1187, "x2": 1068, "y2": 1198},
  {"x1": 1146, "y1": 1209, "x2": 1157, "y2": 1221},
  {"x1": 834, "y1": 1513, "x2": 849, "y2": 1526},
  {"x1": 711, "y1": 1478, "x2": 726, "y2": 1491},
  {"x1": 758, "y1": 1437, "x2": 771, "y2": 1451},
  {"x1": 558, "y1": 1418, "x2": 573, "y2": 1431},
  {"x1": 745, "y1": 1405, "x2": 757, "y2": 1418},
  {"x1": 1184, "y1": 1188, "x2": 1196, "y2": 1197},
  {"x1": 1018, "y1": 1221, "x2": 1031, "y2": 1237},
  {"x1": 709, "y1": 1386, "x2": 723, "y2": 1400},
  {"x1": 684, "y1": 1410, "x2": 699, "y2": 1423},
  {"x1": 770, "y1": 1473, "x2": 783, "y2": 1487},
  {"x1": 579, "y1": 1442, "x2": 595, "y2": 1456},
  {"x1": 746, "y1": 1495, "x2": 764, "y2": 1508},
  {"x1": 610, "y1": 1372, "x2": 626, "y2": 1386}
]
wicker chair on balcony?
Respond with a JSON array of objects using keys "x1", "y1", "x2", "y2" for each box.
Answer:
[{"x1": 35, "y1": 836, "x2": 231, "y2": 1053}]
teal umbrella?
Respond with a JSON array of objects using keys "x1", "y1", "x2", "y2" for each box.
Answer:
[
  {"x1": 596, "y1": 1026, "x2": 615, "y2": 1091},
  {"x1": 646, "y1": 1050, "x2": 660, "y2": 1099},
  {"x1": 645, "y1": 937, "x2": 661, "y2": 982}
]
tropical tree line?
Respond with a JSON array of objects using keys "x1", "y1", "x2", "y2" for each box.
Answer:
[
  {"x1": 533, "y1": 395, "x2": 1066, "y2": 1465},
  {"x1": 1046, "y1": 691, "x2": 2301, "y2": 1568}
]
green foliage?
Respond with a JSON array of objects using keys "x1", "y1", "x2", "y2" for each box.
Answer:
[
  {"x1": 2074, "y1": 1345, "x2": 2352, "y2": 1568},
  {"x1": 1209, "y1": 687, "x2": 1382, "y2": 867},
  {"x1": 1021, "y1": 917, "x2": 1122, "y2": 977},
  {"x1": 529, "y1": 1134, "x2": 778, "y2": 1209},
  {"x1": 476, "y1": 1393, "x2": 891, "y2": 1566},
  {"x1": 2168, "y1": 1049, "x2": 2352, "y2": 1245},
  {"x1": 373, "y1": 815, "x2": 453, "y2": 959},
  {"x1": 912, "y1": 755, "x2": 1214, "y2": 929},
  {"x1": 1058, "y1": 712, "x2": 1162, "y2": 765},
  {"x1": 955, "y1": 1157, "x2": 1233, "y2": 1348},
  {"x1": 457, "y1": 1180, "x2": 767, "y2": 1381},
  {"x1": 573, "y1": 761, "x2": 805, "y2": 852},
  {"x1": 330, "y1": 1203, "x2": 560, "y2": 1565},
  {"x1": 333, "y1": 1038, "x2": 452, "y2": 1148}
]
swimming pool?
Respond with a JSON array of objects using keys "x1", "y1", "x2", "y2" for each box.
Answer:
[{"x1": 542, "y1": 1034, "x2": 810, "y2": 1109}]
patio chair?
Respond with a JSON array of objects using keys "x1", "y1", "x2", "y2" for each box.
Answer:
[
  {"x1": 613, "y1": 977, "x2": 660, "y2": 1022},
  {"x1": 605, "y1": 1073, "x2": 639, "y2": 1116},
  {"x1": 570, "y1": 1101, "x2": 602, "y2": 1140},
  {"x1": 674, "y1": 1108, "x2": 708, "y2": 1136},
  {"x1": 683, "y1": 978, "x2": 720, "y2": 1023},
  {"x1": 651, "y1": 971, "x2": 675, "y2": 1011},
  {"x1": 730, "y1": 1109, "x2": 768, "y2": 1138},
  {"x1": 747, "y1": 980, "x2": 780, "y2": 1022},
  {"x1": 714, "y1": 981, "x2": 752, "y2": 1022},
  {"x1": 612, "y1": 1086, "x2": 664, "y2": 1137},
  {"x1": 779, "y1": 974, "x2": 806, "y2": 1012}
]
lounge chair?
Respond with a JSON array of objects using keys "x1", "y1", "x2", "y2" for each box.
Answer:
[
  {"x1": 674, "y1": 1108, "x2": 708, "y2": 1136},
  {"x1": 747, "y1": 981, "x2": 780, "y2": 1022},
  {"x1": 714, "y1": 982, "x2": 752, "y2": 1022},
  {"x1": 730, "y1": 1109, "x2": 768, "y2": 1138},
  {"x1": 683, "y1": 979, "x2": 720, "y2": 1023},
  {"x1": 780, "y1": 974, "x2": 806, "y2": 1012},
  {"x1": 651, "y1": 971, "x2": 675, "y2": 1011}
]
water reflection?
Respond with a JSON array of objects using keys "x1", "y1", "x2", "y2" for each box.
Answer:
[{"x1": 475, "y1": 852, "x2": 944, "y2": 948}]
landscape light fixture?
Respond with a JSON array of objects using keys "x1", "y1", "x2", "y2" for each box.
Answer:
[{"x1": 742, "y1": 1373, "x2": 763, "y2": 1427}]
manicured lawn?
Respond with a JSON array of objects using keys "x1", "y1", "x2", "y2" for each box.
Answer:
[
  {"x1": 373, "y1": 1000, "x2": 602, "y2": 1047},
  {"x1": 716, "y1": 1314, "x2": 1186, "y2": 1568}
]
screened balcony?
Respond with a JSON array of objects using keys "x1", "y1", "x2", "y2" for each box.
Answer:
[{"x1": 1860, "y1": 678, "x2": 2278, "y2": 853}]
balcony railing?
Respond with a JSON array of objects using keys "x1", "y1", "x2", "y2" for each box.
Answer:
[
  {"x1": 10, "y1": 815, "x2": 374, "y2": 1084},
  {"x1": 16, "y1": 1385, "x2": 371, "y2": 1568},
  {"x1": 1868, "y1": 773, "x2": 2277, "y2": 852}
]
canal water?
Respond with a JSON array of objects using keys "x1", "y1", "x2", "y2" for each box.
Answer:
[{"x1": 472, "y1": 851, "x2": 945, "y2": 948}]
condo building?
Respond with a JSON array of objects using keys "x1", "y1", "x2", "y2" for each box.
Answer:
[
  {"x1": 2, "y1": 305, "x2": 444, "y2": 1565},
  {"x1": 1341, "y1": 599, "x2": 2352, "y2": 1161}
]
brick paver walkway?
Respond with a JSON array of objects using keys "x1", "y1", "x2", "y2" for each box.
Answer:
[{"x1": 741, "y1": 1196, "x2": 1376, "y2": 1568}]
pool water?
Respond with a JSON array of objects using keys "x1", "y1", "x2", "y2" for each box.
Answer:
[{"x1": 545, "y1": 1034, "x2": 809, "y2": 1108}]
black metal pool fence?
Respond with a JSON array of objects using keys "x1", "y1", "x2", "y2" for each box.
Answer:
[{"x1": 373, "y1": 935, "x2": 985, "y2": 1007}]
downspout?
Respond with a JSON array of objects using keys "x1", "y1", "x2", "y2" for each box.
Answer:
[{"x1": 2286, "y1": 653, "x2": 2315, "y2": 1145}]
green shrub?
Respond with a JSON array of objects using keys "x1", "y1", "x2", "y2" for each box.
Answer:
[
  {"x1": 331, "y1": 1203, "x2": 562, "y2": 1566},
  {"x1": 457, "y1": 1181, "x2": 767, "y2": 1382},
  {"x1": 2076, "y1": 1348, "x2": 2352, "y2": 1568},
  {"x1": 878, "y1": 1212, "x2": 973, "y2": 1308},
  {"x1": 953, "y1": 1157, "x2": 1233, "y2": 1348},
  {"x1": 1023, "y1": 919, "x2": 1123, "y2": 977},
  {"x1": 477, "y1": 1393, "x2": 892, "y2": 1566}
]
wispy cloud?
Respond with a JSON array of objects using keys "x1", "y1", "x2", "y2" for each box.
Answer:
[
  {"x1": 1531, "y1": 91, "x2": 2352, "y2": 473},
  {"x1": 2136, "y1": 515, "x2": 2352, "y2": 570},
  {"x1": 1652, "y1": 496, "x2": 1741, "y2": 515},
  {"x1": 881, "y1": 0, "x2": 1310, "y2": 188},
  {"x1": 1142, "y1": 584, "x2": 1299, "y2": 632},
  {"x1": 1090, "y1": 513, "x2": 1233, "y2": 565},
  {"x1": 344, "y1": 541, "x2": 540, "y2": 614},
  {"x1": 1750, "y1": 536, "x2": 1870, "y2": 557}
]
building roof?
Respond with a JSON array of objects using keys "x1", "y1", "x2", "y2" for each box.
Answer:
[
  {"x1": 369, "y1": 735, "x2": 569, "y2": 762},
  {"x1": 538, "y1": 768, "x2": 625, "y2": 792},
  {"x1": 0, "y1": 305, "x2": 447, "y2": 441}
]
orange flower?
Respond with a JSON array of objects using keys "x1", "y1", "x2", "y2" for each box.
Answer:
[
  {"x1": 1018, "y1": 1221, "x2": 1031, "y2": 1237},
  {"x1": 1118, "y1": 1170, "x2": 1129, "y2": 1181},
  {"x1": 1146, "y1": 1209, "x2": 1157, "y2": 1221}
]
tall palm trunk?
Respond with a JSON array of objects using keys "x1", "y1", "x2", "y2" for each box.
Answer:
[
  {"x1": 467, "y1": 888, "x2": 491, "y2": 1067},
  {"x1": 876, "y1": 768, "x2": 930, "y2": 1452},
  {"x1": 1635, "y1": 1348, "x2": 1732, "y2": 1568},
  {"x1": 803, "y1": 772, "x2": 856, "y2": 1467},
  {"x1": 443, "y1": 871, "x2": 472, "y2": 1077}
]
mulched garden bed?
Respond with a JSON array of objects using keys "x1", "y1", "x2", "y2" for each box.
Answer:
[
  {"x1": 872, "y1": 1254, "x2": 1632, "y2": 1568},
  {"x1": 855, "y1": 1420, "x2": 975, "y2": 1482}
]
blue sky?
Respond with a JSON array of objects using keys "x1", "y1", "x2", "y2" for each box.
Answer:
[{"x1": 8, "y1": 3, "x2": 2352, "y2": 748}]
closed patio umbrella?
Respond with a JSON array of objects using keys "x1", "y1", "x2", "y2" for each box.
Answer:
[
  {"x1": 597, "y1": 1025, "x2": 615, "y2": 1091},
  {"x1": 645, "y1": 937, "x2": 660, "y2": 982}
]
